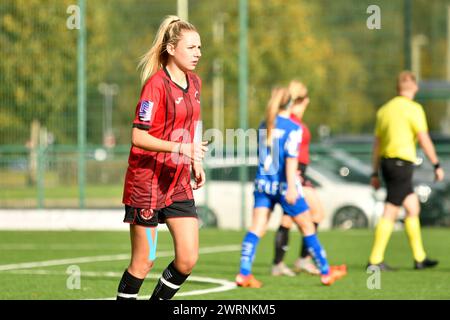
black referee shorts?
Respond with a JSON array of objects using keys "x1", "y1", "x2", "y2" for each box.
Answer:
[
  {"x1": 380, "y1": 158, "x2": 414, "y2": 206},
  {"x1": 123, "y1": 199, "x2": 198, "y2": 227}
]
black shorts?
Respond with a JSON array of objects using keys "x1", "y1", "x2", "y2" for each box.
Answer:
[
  {"x1": 381, "y1": 158, "x2": 414, "y2": 206},
  {"x1": 298, "y1": 163, "x2": 313, "y2": 188},
  {"x1": 123, "y1": 199, "x2": 198, "y2": 227}
]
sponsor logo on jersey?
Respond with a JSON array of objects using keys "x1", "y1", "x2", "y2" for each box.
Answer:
[
  {"x1": 139, "y1": 100, "x2": 153, "y2": 121},
  {"x1": 175, "y1": 97, "x2": 183, "y2": 105}
]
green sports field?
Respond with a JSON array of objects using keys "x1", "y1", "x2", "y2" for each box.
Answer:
[{"x1": 0, "y1": 228, "x2": 449, "y2": 300}]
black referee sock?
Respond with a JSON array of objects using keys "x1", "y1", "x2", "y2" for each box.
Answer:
[
  {"x1": 116, "y1": 269, "x2": 145, "y2": 300},
  {"x1": 301, "y1": 223, "x2": 319, "y2": 258},
  {"x1": 150, "y1": 261, "x2": 189, "y2": 301},
  {"x1": 274, "y1": 225, "x2": 290, "y2": 264}
]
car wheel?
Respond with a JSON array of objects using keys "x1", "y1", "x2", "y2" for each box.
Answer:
[
  {"x1": 333, "y1": 206, "x2": 368, "y2": 230},
  {"x1": 196, "y1": 205, "x2": 218, "y2": 228}
]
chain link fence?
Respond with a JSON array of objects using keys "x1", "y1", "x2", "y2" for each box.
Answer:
[{"x1": 1, "y1": 0, "x2": 450, "y2": 209}]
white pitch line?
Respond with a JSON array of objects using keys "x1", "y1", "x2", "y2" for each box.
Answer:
[
  {"x1": 0, "y1": 253, "x2": 130, "y2": 271},
  {"x1": 0, "y1": 245, "x2": 241, "y2": 271},
  {"x1": 0, "y1": 244, "x2": 135, "y2": 251},
  {"x1": 4, "y1": 270, "x2": 237, "y2": 300},
  {"x1": 175, "y1": 275, "x2": 237, "y2": 297},
  {"x1": 1, "y1": 244, "x2": 240, "y2": 299}
]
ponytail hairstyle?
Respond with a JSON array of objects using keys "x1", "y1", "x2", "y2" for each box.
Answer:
[
  {"x1": 288, "y1": 80, "x2": 308, "y2": 101},
  {"x1": 265, "y1": 87, "x2": 291, "y2": 147},
  {"x1": 138, "y1": 15, "x2": 198, "y2": 84}
]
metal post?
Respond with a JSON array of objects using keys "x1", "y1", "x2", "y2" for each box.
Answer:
[
  {"x1": 239, "y1": 0, "x2": 248, "y2": 230},
  {"x1": 446, "y1": 6, "x2": 450, "y2": 134},
  {"x1": 411, "y1": 34, "x2": 428, "y2": 82},
  {"x1": 177, "y1": 0, "x2": 188, "y2": 20},
  {"x1": 404, "y1": 0, "x2": 412, "y2": 70},
  {"x1": 213, "y1": 14, "x2": 225, "y2": 133},
  {"x1": 77, "y1": 0, "x2": 87, "y2": 208},
  {"x1": 36, "y1": 126, "x2": 49, "y2": 209},
  {"x1": 447, "y1": 6, "x2": 450, "y2": 84},
  {"x1": 37, "y1": 139, "x2": 44, "y2": 209},
  {"x1": 98, "y1": 83, "x2": 118, "y2": 147}
]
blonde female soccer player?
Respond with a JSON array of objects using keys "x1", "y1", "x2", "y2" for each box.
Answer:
[{"x1": 117, "y1": 15, "x2": 208, "y2": 300}]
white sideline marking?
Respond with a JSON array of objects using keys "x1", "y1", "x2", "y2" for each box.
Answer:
[
  {"x1": 4, "y1": 270, "x2": 237, "y2": 299},
  {"x1": 0, "y1": 245, "x2": 240, "y2": 271}
]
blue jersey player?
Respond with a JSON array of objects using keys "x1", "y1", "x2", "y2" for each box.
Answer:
[{"x1": 235, "y1": 87, "x2": 346, "y2": 287}]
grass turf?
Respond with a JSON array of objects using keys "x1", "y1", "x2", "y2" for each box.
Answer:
[{"x1": 0, "y1": 228, "x2": 449, "y2": 300}]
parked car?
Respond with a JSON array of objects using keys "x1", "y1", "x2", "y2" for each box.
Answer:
[
  {"x1": 304, "y1": 164, "x2": 382, "y2": 230},
  {"x1": 203, "y1": 156, "x2": 383, "y2": 230},
  {"x1": 201, "y1": 149, "x2": 450, "y2": 230}
]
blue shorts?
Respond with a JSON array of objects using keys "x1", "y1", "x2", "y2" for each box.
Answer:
[{"x1": 253, "y1": 191, "x2": 309, "y2": 217}]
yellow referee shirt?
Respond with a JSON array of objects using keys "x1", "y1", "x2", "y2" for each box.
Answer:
[{"x1": 375, "y1": 96, "x2": 428, "y2": 163}]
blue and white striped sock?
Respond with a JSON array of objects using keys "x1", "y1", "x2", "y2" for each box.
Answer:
[
  {"x1": 303, "y1": 233, "x2": 330, "y2": 275},
  {"x1": 239, "y1": 232, "x2": 260, "y2": 276}
]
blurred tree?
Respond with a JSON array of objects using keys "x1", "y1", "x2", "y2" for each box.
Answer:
[
  {"x1": 0, "y1": 0, "x2": 108, "y2": 145},
  {"x1": 191, "y1": 0, "x2": 372, "y2": 138},
  {"x1": 1, "y1": 0, "x2": 448, "y2": 147},
  {"x1": 99, "y1": 0, "x2": 177, "y2": 145}
]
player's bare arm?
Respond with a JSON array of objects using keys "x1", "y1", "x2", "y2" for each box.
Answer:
[
  {"x1": 417, "y1": 131, "x2": 445, "y2": 182},
  {"x1": 131, "y1": 128, "x2": 208, "y2": 162}
]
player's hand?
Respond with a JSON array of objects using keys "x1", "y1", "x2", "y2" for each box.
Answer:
[
  {"x1": 285, "y1": 186, "x2": 298, "y2": 205},
  {"x1": 192, "y1": 161, "x2": 206, "y2": 190},
  {"x1": 434, "y1": 167, "x2": 445, "y2": 182},
  {"x1": 370, "y1": 176, "x2": 381, "y2": 190},
  {"x1": 180, "y1": 141, "x2": 208, "y2": 162}
]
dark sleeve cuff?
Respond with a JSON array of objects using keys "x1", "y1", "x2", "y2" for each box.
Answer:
[{"x1": 133, "y1": 123, "x2": 150, "y2": 130}]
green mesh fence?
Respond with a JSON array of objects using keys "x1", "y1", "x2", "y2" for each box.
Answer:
[{"x1": 1, "y1": 0, "x2": 449, "y2": 208}]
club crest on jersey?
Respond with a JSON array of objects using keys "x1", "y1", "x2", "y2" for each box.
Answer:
[
  {"x1": 139, "y1": 100, "x2": 153, "y2": 121},
  {"x1": 139, "y1": 208, "x2": 155, "y2": 221}
]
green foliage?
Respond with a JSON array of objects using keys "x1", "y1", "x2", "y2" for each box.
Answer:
[
  {"x1": 1, "y1": 0, "x2": 449, "y2": 146},
  {"x1": 0, "y1": 0, "x2": 109, "y2": 145}
]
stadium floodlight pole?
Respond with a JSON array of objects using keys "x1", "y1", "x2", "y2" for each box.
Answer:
[
  {"x1": 77, "y1": 0, "x2": 87, "y2": 209},
  {"x1": 177, "y1": 0, "x2": 188, "y2": 20},
  {"x1": 238, "y1": 0, "x2": 248, "y2": 230},
  {"x1": 404, "y1": 0, "x2": 412, "y2": 70}
]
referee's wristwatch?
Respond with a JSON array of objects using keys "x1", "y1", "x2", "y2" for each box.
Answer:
[{"x1": 433, "y1": 162, "x2": 441, "y2": 170}]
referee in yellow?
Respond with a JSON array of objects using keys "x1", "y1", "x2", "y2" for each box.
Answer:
[{"x1": 368, "y1": 71, "x2": 445, "y2": 271}]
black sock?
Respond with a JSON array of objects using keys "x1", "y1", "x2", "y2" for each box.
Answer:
[
  {"x1": 116, "y1": 269, "x2": 145, "y2": 300},
  {"x1": 150, "y1": 261, "x2": 189, "y2": 300},
  {"x1": 273, "y1": 226, "x2": 290, "y2": 264},
  {"x1": 301, "y1": 223, "x2": 319, "y2": 258}
]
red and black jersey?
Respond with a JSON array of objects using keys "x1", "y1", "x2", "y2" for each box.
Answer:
[
  {"x1": 290, "y1": 114, "x2": 311, "y2": 165},
  {"x1": 122, "y1": 68, "x2": 202, "y2": 209}
]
